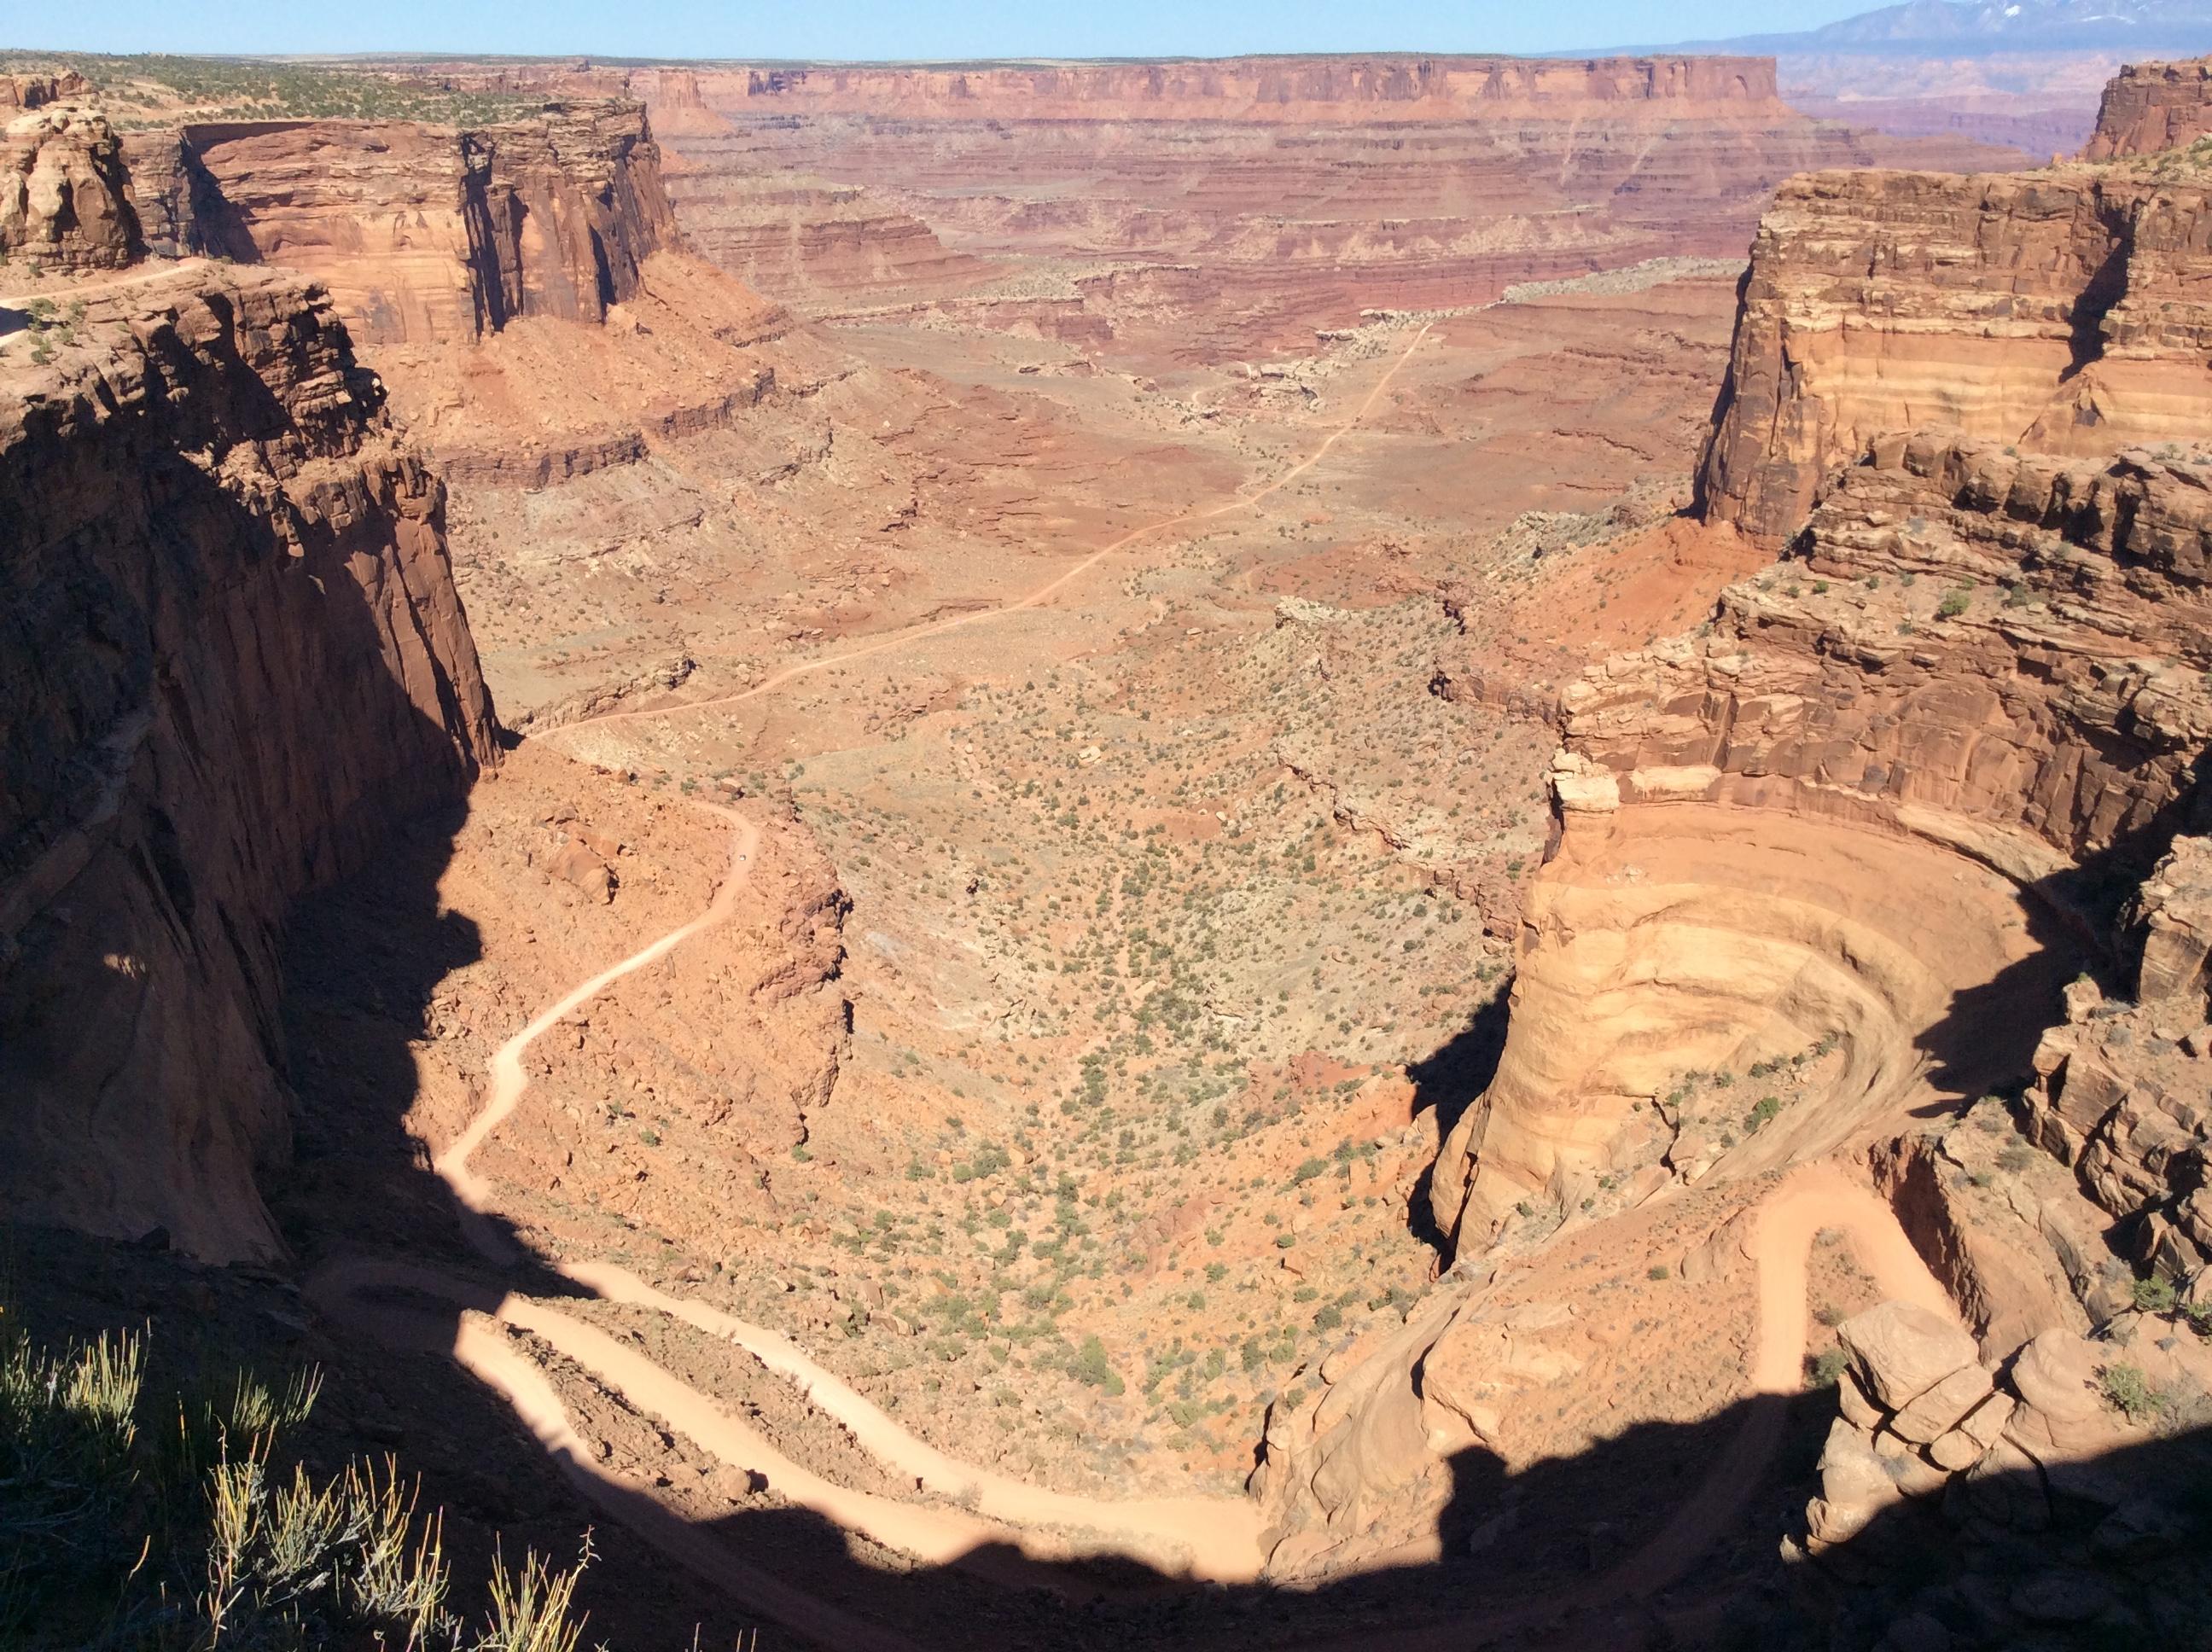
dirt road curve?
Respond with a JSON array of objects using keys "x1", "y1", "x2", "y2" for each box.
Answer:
[{"x1": 310, "y1": 321, "x2": 1963, "y2": 1646}]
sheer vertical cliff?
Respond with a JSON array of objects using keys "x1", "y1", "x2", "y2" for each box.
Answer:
[
  {"x1": 123, "y1": 100, "x2": 672, "y2": 346},
  {"x1": 3, "y1": 100, "x2": 141, "y2": 271},
  {"x1": 1696, "y1": 166, "x2": 2212, "y2": 544},
  {"x1": 0, "y1": 265, "x2": 497, "y2": 1259},
  {"x1": 1435, "y1": 431, "x2": 2212, "y2": 1242}
]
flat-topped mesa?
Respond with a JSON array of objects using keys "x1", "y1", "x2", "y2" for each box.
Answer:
[
  {"x1": 0, "y1": 265, "x2": 498, "y2": 1259},
  {"x1": 125, "y1": 98, "x2": 674, "y2": 346},
  {"x1": 1432, "y1": 431, "x2": 2212, "y2": 1243},
  {"x1": 2082, "y1": 55, "x2": 2212, "y2": 159},
  {"x1": 3, "y1": 102, "x2": 142, "y2": 270},
  {"x1": 706, "y1": 54, "x2": 1790, "y2": 122},
  {"x1": 1696, "y1": 166, "x2": 2212, "y2": 544}
]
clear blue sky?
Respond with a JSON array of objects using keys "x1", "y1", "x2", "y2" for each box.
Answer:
[{"x1": 19, "y1": 1, "x2": 1881, "y2": 61}]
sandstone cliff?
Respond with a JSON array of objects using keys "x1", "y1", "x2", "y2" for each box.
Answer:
[
  {"x1": 125, "y1": 100, "x2": 672, "y2": 346},
  {"x1": 1437, "y1": 432, "x2": 2212, "y2": 1241},
  {"x1": 2082, "y1": 54, "x2": 2212, "y2": 159},
  {"x1": 703, "y1": 54, "x2": 1794, "y2": 122},
  {"x1": 2, "y1": 102, "x2": 140, "y2": 271},
  {"x1": 644, "y1": 55, "x2": 1914, "y2": 358},
  {"x1": 0, "y1": 265, "x2": 497, "y2": 1259},
  {"x1": 1697, "y1": 166, "x2": 2212, "y2": 544}
]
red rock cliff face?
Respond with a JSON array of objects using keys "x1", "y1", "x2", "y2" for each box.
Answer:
[
  {"x1": 701, "y1": 54, "x2": 1789, "y2": 121},
  {"x1": 0, "y1": 266, "x2": 498, "y2": 1259},
  {"x1": 131, "y1": 100, "x2": 673, "y2": 346},
  {"x1": 3, "y1": 102, "x2": 141, "y2": 271},
  {"x1": 2082, "y1": 55, "x2": 2212, "y2": 159},
  {"x1": 1697, "y1": 166, "x2": 2212, "y2": 544},
  {"x1": 1435, "y1": 431, "x2": 2212, "y2": 1243}
]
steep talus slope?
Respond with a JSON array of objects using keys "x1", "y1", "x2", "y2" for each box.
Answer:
[
  {"x1": 1697, "y1": 162, "x2": 2212, "y2": 543},
  {"x1": 0, "y1": 264, "x2": 497, "y2": 1259},
  {"x1": 125, "y1": 99, "x2": 672, "y2": 344},
  {"x1": 2083, "y1": 51, "x2": 2212, "y2": 158}
]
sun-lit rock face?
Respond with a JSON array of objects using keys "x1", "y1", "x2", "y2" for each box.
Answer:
[
  {"x1": 1, "y1": 102, "x2": 141, "y2": 270},
  {"x1": 0, "y1": 265, "x2": 497, "y2": 1259},
  {"x1": 123, "y1": 100, "x2": 673, "y2": 345},
  {"x1": 1434, "y1": 431, "x2": 2212, "y2": 1242},
  {"x1": 2082, "y1": 54, "x2": 2212, "y2": 160},
  {"x1": 1697, "y1": 167, "x2": 2212, "y2": 544}
]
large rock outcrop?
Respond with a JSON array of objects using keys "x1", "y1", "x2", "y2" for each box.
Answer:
[
  {"x1": 1435, "y1": 432, "x2": 2212, "y2": 1240},
  {"x1": 2083, "y1": 54, "x2": 2212, "y2": 160},
  {"x1": 1697, "y1": 166, "x2": 2212, "y2": 544},
  {"x1": 125, "y1": 100, "x2": 672, "y2": 345},
  {"x1": 0, "y1": 265, "x2": 498, "y2": 1259},
  {"x1": 2, "y1": 102, "x2": 141, "y2": 271}
]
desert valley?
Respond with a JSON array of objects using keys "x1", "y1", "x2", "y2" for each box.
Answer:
[{"x1": 4, "y1": 5, "x2": 2212, "y2": 1649}]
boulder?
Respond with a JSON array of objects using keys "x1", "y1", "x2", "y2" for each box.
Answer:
[
  {"x1": 1837, "y1": 1301, "x2": 1979, "y2": 1409},
  {"x1": 1890, "y1": 1363, "x2": 1995, "y2": 1445}
]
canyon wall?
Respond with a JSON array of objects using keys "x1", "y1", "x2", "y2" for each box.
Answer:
[
  {"x1": 637, "y1": 55, "x2": 1978, "y2": 362},
  {"x1": 125, "y1": 100, "x2": 672, "y2": 345},
  {"x1": 2082, "y1": 53, "x2": 2212, "y2": 159},
  {"x1": 0, "y1": 265, "x2": 498, "y2": 1259},
  {"x1": 1696, "y1": 166, "x2": 2212, "y2": 544},
  {"x1": 695, "y1": 55, "x2": 1796, "y2": 121},
  {"x1": 1439, "y1": 431, "x2": 2212, "y2": 1240}
]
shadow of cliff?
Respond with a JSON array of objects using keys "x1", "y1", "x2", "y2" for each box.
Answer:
[
  {"x1": 1402, "y1": 992, "x2": 1511, "y2": 1254},
  {"x1": 1912, "y1": 754, "x2": 2212, "y2": 1115}
]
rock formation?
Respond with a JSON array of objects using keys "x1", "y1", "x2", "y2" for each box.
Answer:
[
  {"x1": 125, "y1": 100, "x2": 672, "y2": 345},
  {"x1": 0, "y1": 265, "x2": 497, "y2": 1259},
  {"x1": 2082, "y1": 54, "x2": 2212, "y2": 160},
  {"x1": 1435, "y1": 432, "x2": 2212, "y2": 1241},
  {"x1": 2, "y1": 102, "x2": 141, "y2": 270},
  {"x1": 1697, "y1": 166, "x2": 2212, "y2": 543},
  {"x1": 1, "y1": 70, "x2": 94, "y2": 111}
]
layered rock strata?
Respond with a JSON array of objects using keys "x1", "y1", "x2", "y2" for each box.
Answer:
[
  {"x1": 643, "y1": 55, "x2": 1915, "y2": 358},
  {"x1": 2083, "y1": 54, "x2": 2212, "y2": 160},
  {"x1": 1435, "y1": 432, "x2": 2212, "y2": 1240},
  {"x1": 2, "y1": 102, "x2": 141, "y2": 270},
  {"x1": 0, "y1": 265, "x2": 498, "y2": 1259},
  {"x1": 127, "y1": 100, "x2": 672, "y2": 345},
  {"x1": 1697, "y1": 166, "x2": 2212, "y2": 544}
]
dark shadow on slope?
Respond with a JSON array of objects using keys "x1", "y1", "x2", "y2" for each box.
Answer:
[
  {"x1": 1406, "y1": 991, "x2": 1510, "y2": 1145},
  {"x1": 1401, "y1": 992, "x2": 1511, "y2": 1254},
  {"x1": 1912, "y1": 753, "x2": 2211, "y2": 1116}
]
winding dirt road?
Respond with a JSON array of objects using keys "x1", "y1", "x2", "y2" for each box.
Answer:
[{"x1": 310, "y1": 317, "x2": 1970, "y2": 1647}]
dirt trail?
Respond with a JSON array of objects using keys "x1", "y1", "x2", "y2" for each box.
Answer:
[
  {"x1": 310, "y1": 317, "x2": 1964, "y2": 1644},
  {"x1": 568, "y1": 320, "x2": 1435, "y2": 733},
  {"x1": 314, "y1": 794, "x2": 1264, "y2": 1640},
  {"x1": 1293, "y1": 1161, "x2": 1963, "y2": 1650}
]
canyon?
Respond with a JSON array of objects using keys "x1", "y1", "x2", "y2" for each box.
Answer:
[{"x1": 3, "y1": 37, "x2": 2210, "y2": 1652}]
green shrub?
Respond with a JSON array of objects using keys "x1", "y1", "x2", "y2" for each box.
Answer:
[
  {"x1": 2099, "y1": 1362, "x2": 2168, "y2": 1422},
  {"x1": 2132, "y1": 1275, "x2": 2180, "y2": 1314},
  {"x1": 0, "y1": 1319, "x2": 595, "y2": 1650},
  {"x1": 1805, "y1": 1347, "x2": 1848, "y2": 1387}
]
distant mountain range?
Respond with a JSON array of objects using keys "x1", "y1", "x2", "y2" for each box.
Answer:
[{"x1": 1627, "y1": 0, "x2": 2212, "y2": 57}]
